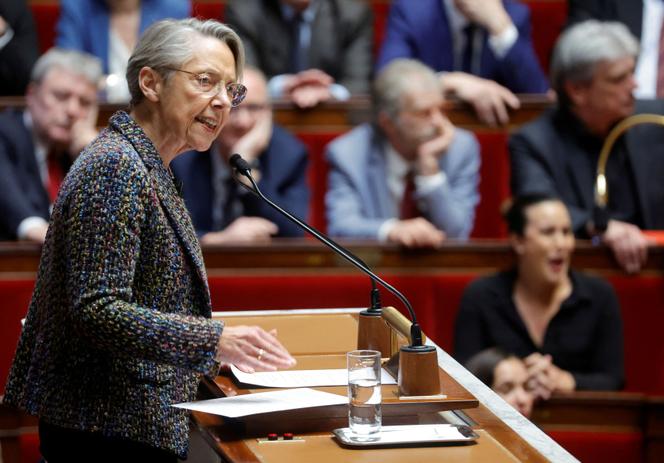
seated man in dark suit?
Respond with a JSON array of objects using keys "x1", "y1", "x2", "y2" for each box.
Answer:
[
  {"x1": 566, "y1": 0, "x2": 662, "y2": 99},
  {"x1": 171, "y1": 66, "x2": 310, "y2": 244},
  {"x1": 510, "y1": 20, "x2": 663, "y2": 274},
  {"x1": 326, "y1": 59, "x2": 480, "y2": 247},
  {"x1": 377, "y1": 0, "x2": 549, "y2": 126},
  {"x1": 225, "y1": 0, "x2": 373, "y2": 108},
  {"x1": 0, "y1": 48, "x2": 101, "y2": 242},
  {"x1": 0, "y1": 0, "x2": 39, "y2": 96}
]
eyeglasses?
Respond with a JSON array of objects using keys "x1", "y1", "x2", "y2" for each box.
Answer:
[{"x1": 166, "y1": 68, "x2": 247, "y2": 107}]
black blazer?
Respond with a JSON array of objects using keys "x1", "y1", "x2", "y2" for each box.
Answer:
[
  {"x1": 0, "y1": 109, "x2": 52, "y2": 239},
  {"x1": 225, "y1": 0, "x2": 373, "y2": 94},
  {"x1": 0, "y1": 0, "x2": 39, "y2": 96},
  {"x1": 509, "y1": 100, "x2": 664, "y2": 233}
]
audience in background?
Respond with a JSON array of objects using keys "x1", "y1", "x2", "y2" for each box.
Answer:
[
  {"x1": 465, "y1": 347, "x2": 535, "y2": 417},
  {"x1": 56, "y1": 0, "x2": 190, "y2": 102},
  {"x1": 0, "y1": 48, "x2": 101, "y2": 242},
  {"x1": 510, "y1": 20, "x2": 664, "y2": 274},
  {"x1": 325, "y1": 59, "x2": 480, "y2": 247},
  {"x1": 455, "y1": 194, "x2": 625, "y2": 397},
  {"x1": 225, "y1": 0, "x2": 373, "y2": 108},
  {"x1": 376, "y1": 0, "x2": 548, "y2": 126},
  {"x1": 566, "y1": 0, "x2": 663, "y2": 99},
  {"x1": 0, "y1": 0, "x2": 39, "y2": 96},
  {"x1": 172, "y1": 66, "x2": 309, "y2": 243}
]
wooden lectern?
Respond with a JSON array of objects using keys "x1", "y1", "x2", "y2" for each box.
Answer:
[{"x1": 191, "y1": 308, "x2": 576, "y2": 462}]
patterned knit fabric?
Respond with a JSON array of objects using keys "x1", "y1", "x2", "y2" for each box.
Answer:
[{"x1": 3, "y1": 111, "x2": 224, "y2": 458}]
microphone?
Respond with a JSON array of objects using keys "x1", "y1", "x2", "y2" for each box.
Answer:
[
  {"x1": 229, "y1": 153, "x2": 427, "y2": 348},
  {"x1": 229, "y1": 155, "x2": 384, "y2": 313}
]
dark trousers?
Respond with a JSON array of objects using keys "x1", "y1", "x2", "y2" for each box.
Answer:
[{"x1": 39, "y1": 420, "x2": 178, "y2": 463}]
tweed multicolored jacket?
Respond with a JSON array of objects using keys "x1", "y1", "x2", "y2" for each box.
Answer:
[{"x1": 3, "y1": 111, "x2": 223, "y2": 458}]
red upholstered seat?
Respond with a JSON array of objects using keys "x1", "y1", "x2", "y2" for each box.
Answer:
[
  {"x1": 471, "y1": 132, "x2": 510, "y2": 238},
  {"x1": 607, "y1": 275, "x2": 664, "y2": 394},
  {"x1": 28, "y1": 4, "x2": 59, "y2": 53},
  {"x1": 523, "y1": 0, "x2": 569, "y2": 74},
  {"x1": 547, "y1": 430, "x2": 644, "y2": 463},
  {"x1": 192, "y1": 2, "x2": 225, "y2": 20},
  {"x1": 0, "y1": 280, "x2": 34, "y2": 394}
]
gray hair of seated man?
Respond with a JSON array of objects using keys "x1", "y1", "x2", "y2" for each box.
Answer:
[
  {"x1": 126, "y1": 18, "x2": 245, "y2": 108},
  {"x1": 30, "y1": 48, "x2": 103, "y2": 87},
  {"x1": 550, "y1": 20, "x2": 639, "y2": 105},
  {"x1": 372, "y1": 58, "x2": 440, "y2": 122}
]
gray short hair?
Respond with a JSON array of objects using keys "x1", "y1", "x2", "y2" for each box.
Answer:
[
  {"x1": 31, "y1": 48, "x2": 102, "y2": 87},
  {"x1": 126, "y1": 18, "x2": 245, "y2": 107},
  {"x1": 372, "y1": 59, "x2": 439, "y2": 121},
  {"x1": 551, "y1": 20, "x2": 639, "y2": 103}
]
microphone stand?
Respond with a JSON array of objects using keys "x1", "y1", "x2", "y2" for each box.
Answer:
[{"x1": 230, "y1": 154, "x2": 441, "y2": 396}]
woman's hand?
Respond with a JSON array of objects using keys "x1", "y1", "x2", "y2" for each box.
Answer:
[
  {"x1": 524, "y1": 353, "x2": 575, "y2": 400},
  {"x1": 216, "y1": 325, "x2": 296, "y2": 373}
]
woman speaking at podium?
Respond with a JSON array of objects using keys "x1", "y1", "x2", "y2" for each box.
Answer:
[{"x1": 3, "y1": 18, "x2": 294, "y2": 462}]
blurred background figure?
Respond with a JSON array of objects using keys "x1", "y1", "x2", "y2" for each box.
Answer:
[
  {"x1": 0, "y1": 0, "x2": 39, "y2": 96},
  {"x1": 325, "y1": 59, "x2": 480, "y2": 247},
  {"x1": 0, "y1": 48, "x2": 101, "y2": 243},
  {"x1": 510, "y1": 20, "x2": 664, "y2": 274},
  {"x1": 172, "y1": 66, "x2": 310, "y2": 244},
  {"x1": 225, "y1": 0, "x2": 373, "y2": 108},
  {"x1": 455, "y1": 194, "x2": 624, "y2": 399},
  {"x1": 465, "y1": 347, "x2": 535, "y2": 417},
  {"x1": 56, "y1": 0, "x2": 190, "y2": 102},
  {"x1": 377, "y1": 0, "x2": 548, "y2": 126},
  {"x1": 566, "y1": 0, "x2": 663, "y2": 99}
]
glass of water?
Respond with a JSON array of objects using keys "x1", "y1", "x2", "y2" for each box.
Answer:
[{"x1": 347, "y1": 349, "x2": 382, "y2": 437}]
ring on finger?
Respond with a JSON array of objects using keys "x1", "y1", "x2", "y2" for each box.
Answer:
[{"x1": 257, "y1": 348, "x2": 265, "y2": 361}]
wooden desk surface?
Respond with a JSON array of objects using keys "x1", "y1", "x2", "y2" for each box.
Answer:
[
  {"x1": 0, "y1": 239, "x2": 661, "y2": 278},
  {"x1": 190, "y1": 309, "x2": 573, "y2": 462},
  {"x1": 0, "y1": 95, "x2": 552, "y2": 133}
]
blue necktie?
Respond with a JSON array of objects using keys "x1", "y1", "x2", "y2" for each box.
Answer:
[{"x1": 290, "y1": 13, "x2": 307, "y2": 73}]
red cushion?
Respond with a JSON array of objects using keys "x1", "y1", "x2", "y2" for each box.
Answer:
[
  {"x1": 296, "y1": 132, "x2": 345, "y2": 233},
  {"x1": 192, "y1": 2, "x2": 225, "y2": 20},
  {"x1": 29, "y1": 4, "x2": 60, "y2": 53},
  {"x1": 20, "y1": 433, "x2": 41, "y2": 463},
  {"x1": 547, "y1": 430, "x2": 643, "y2": 463},
  {"x1": 471, "y1": 132, "x2": 510, "y2": 238},
  {"x1": 0, "y1": 280, "x2": 34, "y2": 394},
  {"x1": 523, "y1": 0, "x2": 569, "y2": 74},
  {"x1": 607, "y1": 275, "x2": 664, "y2": 394}
]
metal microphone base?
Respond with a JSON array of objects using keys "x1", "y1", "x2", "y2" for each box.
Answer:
[{"x1": 357, "y1": 308, "x2": 392, "y2": 357}]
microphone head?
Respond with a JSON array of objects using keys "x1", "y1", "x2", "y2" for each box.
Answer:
[{"x1": 229, "y1": 153, "x2": 252, "y2": 175}]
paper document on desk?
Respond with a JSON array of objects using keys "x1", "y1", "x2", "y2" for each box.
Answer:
[
  {"x1": 173, "y1": 387, "x2": 347, "y2": 417},
  {"x1": 231, "y1": 364, "x2": 397, "y2": 387}
]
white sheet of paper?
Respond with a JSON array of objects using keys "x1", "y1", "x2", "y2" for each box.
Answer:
[
  {"x1": 172, "y1": 387, "x2": 347, "y2": 418},
  {"x1": 230, "y1": 365, "x2": 397, "y2": 388}
]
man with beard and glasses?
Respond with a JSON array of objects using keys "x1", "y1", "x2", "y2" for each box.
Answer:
[{"x1": 325, "y1": 59, "x2": 480, "y2": 248}]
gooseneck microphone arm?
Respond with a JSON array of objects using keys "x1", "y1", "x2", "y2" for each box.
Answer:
[{"x1": 229, "y1": 154, "x2": 424, "y2": 347}]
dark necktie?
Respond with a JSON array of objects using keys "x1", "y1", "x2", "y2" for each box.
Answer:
[
  {"x1": 400, "y1": 171, "x2": 420, "y2": 220},
  {"x1": 290, "y1": 13, "x2": 307, "y2": 73},
  {"x1": 461, "y1": 25, "x2": 476, "y2": 74}
]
